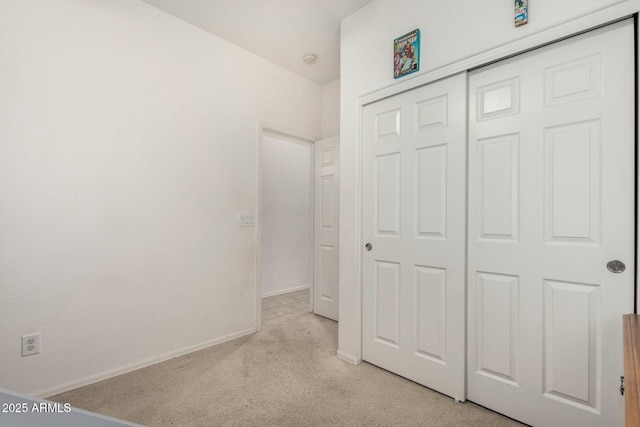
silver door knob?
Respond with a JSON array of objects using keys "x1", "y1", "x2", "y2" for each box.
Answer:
[
  {"x1": 607, "y1": 260, "x2": 626, "y2": 274},
  {"x1": 365, "y1": 243, "x2": 372, "y2": 251}
]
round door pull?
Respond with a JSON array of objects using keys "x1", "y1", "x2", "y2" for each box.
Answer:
[
  {"x1": 607, "y1": 260, "x2": 626, "y2": 274},
  {"x1": 365, "y1": 243, "x2": 373, "y2": 252}
]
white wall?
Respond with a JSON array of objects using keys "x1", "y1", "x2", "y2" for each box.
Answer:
[
  {"x1": 321, "y1": 79, "x2": 340, "y2": 138},
  {"x1": 0, "y1": 0, "x2": 320, "y2": 396},
  {"x1": 261, "y1": 135, "x2": 312, "y2": 297},
  {"x1": 338, "y1": 0, "x2": 640, "y2": 362}
]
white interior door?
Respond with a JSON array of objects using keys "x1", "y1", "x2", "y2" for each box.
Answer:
[
  {"x1": 313, "y1": 136, "x2": 339, "y2": 321},
  {"x1": 362, "y1": 73, "x2": 467, "y2": 400},
  {"x1": 467, "y1": 20, "x2": 634, "y2": 427}
]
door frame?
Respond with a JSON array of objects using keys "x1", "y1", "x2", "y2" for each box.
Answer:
[
  {"x1": 256, "y1": 123, "x2": 316, "y2": 331},
  {"x1": 345, "y1": 12, "x2": 639, "y2": 366}
]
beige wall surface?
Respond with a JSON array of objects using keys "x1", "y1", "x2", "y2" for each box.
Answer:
[{"x1": 0, "y1": 0, "x2": 321, "y2": 396}]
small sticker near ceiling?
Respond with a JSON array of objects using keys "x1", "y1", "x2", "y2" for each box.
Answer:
[{"x1": 515, "y1": 0, "x2": 528, "y2": 27}]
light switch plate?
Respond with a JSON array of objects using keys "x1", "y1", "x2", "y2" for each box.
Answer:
[{"x1": 238, "y1": 213, "x2": 255, "y2": 227}]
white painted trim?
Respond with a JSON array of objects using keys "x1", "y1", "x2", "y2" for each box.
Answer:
[
  {"x1": 309, "y1": 143, "x2": 315, "y2": 313},
  {"x1": 256, "y1": 122, "x2": 263, "y2": 332},
  {"x1": 336, "y1": 350, "x2": 361, "y2": 365},
  {"x1": 37, "y1": 328, "x2": 257, "y2": 399},
  {"x1": 262, "y1": 284, "x2": 311, "y2": 298},
  {"x1": 263, "y1": 129, "x2": 315, "y2": 146},
  {"x1": 355, "y1": 105, "x2": 364, "y2": 361},
  {"x1": 637, "y1": 16, "x2": 640, "y2": 315},
  {"x1": 352, "y1": 6, "x2": 640, "y2": 363},
  {"x1": 260, "y1": 122, "x2": 318, "y2": 144}
]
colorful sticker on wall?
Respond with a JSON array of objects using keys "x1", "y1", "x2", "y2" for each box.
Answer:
[
  {"x1": 515, "y1": 0, "x2": 528, "y2": 27},
  {"x1": 394, "y1": 29, "x2": 420, "y2": 79}
]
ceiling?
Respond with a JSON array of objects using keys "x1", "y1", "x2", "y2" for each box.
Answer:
[{"x1": 141, "y1": 0, "x2": 373, "y2": 85}]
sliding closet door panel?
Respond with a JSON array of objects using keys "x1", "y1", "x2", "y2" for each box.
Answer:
[
  {"x1": 362, "y1": 72, "x2": 467, "y2": 401},
  {"x1": 467, "y1": 20, "x2": 634, "y2": 427}
]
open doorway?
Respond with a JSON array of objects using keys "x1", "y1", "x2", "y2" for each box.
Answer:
[
  {"x1": 258, "y1": 130, "x2": 314, "y2": 329},
  {"x1": 256, "y1": 128, "x2": 340, "y2": 330}
]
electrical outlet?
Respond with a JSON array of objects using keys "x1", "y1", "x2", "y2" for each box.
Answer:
[{"x1": 22, "y1": 333, "x2": 40, "y2": 357}]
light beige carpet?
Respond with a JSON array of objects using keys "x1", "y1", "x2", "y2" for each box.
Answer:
[{"x1": 50, "y1": 311, "x2": 524, "y2": 426}]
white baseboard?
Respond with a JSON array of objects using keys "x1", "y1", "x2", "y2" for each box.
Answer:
[
  {"x1": 37, "y1": 328, "x2": 257, "y2": 399},
  {"x1": 336, "y1": 350, "x2": 361, "y2": 365},
  {"x1": 262, "y1": 284, "x2": 310, "y2": 298}
]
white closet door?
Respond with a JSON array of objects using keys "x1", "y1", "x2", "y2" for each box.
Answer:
[
  {"x1": 313, "y1": 136, "x2": 339, "y2": 321},
  {"x1": 362, "y1": 73, "x2": 467, "y2": 400},
  {"x1": 467, "y1": 20, "x2": 634, "y2": 427}
]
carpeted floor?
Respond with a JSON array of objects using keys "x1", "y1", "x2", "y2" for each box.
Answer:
[{"x1": 49, "y1": 292, "x2": 524, "y2": 426}]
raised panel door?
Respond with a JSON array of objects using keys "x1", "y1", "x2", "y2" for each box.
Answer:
[
  {"x1": 362, "y1": 72, "x2": 467, "y2": 400},
  {"x1": 467, "y1": 20, "x2": 634, "y2": 427}
]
